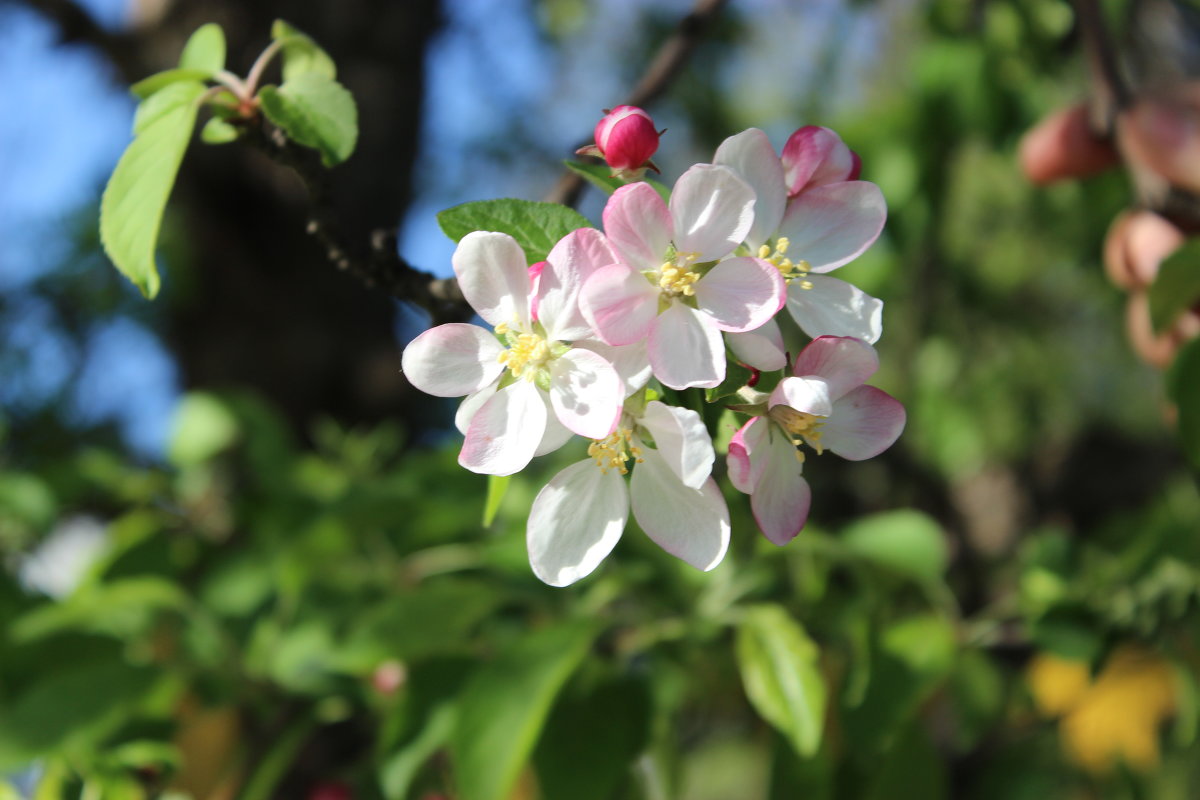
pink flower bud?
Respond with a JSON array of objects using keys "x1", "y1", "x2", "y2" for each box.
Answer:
[
  {"x1": 781, "y1": 125, "x2": 858, "y2": 196},
  {"x1": 371, "y1": 659, "x2": 407, "y2": 695},
  {"x1": 578, "y1": 105, "x2": 661, "y2": 178}
]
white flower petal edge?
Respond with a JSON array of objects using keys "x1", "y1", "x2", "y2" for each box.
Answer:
[
  {"x1": 776, "y1": 181, "x2": 886, "y2": 273},
  {"x1": 539, "y1": 228, "x2": 619, "y2": 342},
  {"x1": 459, "y1": 379, "x2": 547, "y2": 476},
  {"x1": 639, "y1": 400, "x2": 714, "y2": 490},
  {"x1": 669, "y1": 164, "x2": 756, "y2": 259},
  {"x1": 527, "y1": 460, "x2": 628, "y2": 587},
  {"x1": 820, "y1": 385, "x2": 906, "y2": 461},
  {"x1": 786, "y1": 275, "x2": 883, "y2": 344},
  {"x1": 575, "y1": 339, "x2": 653, "y2": 395},
  {"x1": 401, "y1": 323, "x2": 506, "y2": 398},
  {"x1": 725, "y1": 318, "x2": 787, "y2": 372},
  {"x1": 630, "y1": 447, "x2": 729, "y2": 572},
  {"x1": 648, "y1": 302, "x2": 725, "y2": 390},
  {"x1": 713, "y1": 128, "x2": 788, "y2": 249},
  {"x1": 548, "y1": 348, "x2": 623, "y2": 439},
  {"x1": 750, "y1": 430, "x2": 813, "y2": 546},
  {"x1": 452, "y1": 231, "x2": 531, "y2": 327},
  {"x1": 791, "y1": 335, "x2": 879, "y2": 399},
  {"x1": 693, "y1": 256, "x2": 785, "y2": 333},
  {"x1": 602, "y1": 181, "x2": 674, "y2": 272}
]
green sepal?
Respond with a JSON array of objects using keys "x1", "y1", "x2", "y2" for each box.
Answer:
[{"x1": 483, "y1": 475, "x2": 509, "y2": 527}]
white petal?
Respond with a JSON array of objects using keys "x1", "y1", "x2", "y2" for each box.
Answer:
[
  {"x1": 786, "y1": 275, "x2": 883, "y2": 344},
  {"x1": 777, "y1": 181, "x2": 886, "y2": 273},
  {"x1": 527, "y1": 461, "x2": 628, "y2": 587},
  {"x1": 539, "y1": 228, "x2": 619, "y2": 341},
  {"x1": 821, "y1": 385, "x2": 906, "y2": 461},
  {"x1": 630, "y1": 448, "x2": 729, "y2": 572},
  {"x1": 725, "y1": 319, "x2": 787, "y2": 371},
  {"x1": 751, "y1": 433, "x2": 813, "y2": 546},
  {"x1": 453, "y1": 231, "x2": 532, "y2": 327},
  {"x1": 693, "y1": 256, "x2": 785, "y2": 332},
  {"x1": 769, "y1": 376, "x2": 834, "y2": 417},
  {"x1": 603, "y1": 182, "x2": 673, "y2": 272},
  {"x1": 456, "y1": 382, "x2": 498, "y2": 434},
  {"x1": 579, "y1": 264, "x2": 659, "y2": 346},
  {"x1": 713, "y1": 128, "x2": 787, "y2": 249},
  {"x1": 535, "y1": 394, "x2": 575, "y2": 456},
  {"x1": 549, "y1": 348, "x2": 623, "y2": 439},
  {"x1": 638, "y1": 401, "x2": 714, "y2": 490},
  {"x1": 647, "y1": 302, "x2": 725, "y2": 390},
  {"x1": 575, "y1": 339, "x2": 653, "y2": 395},
  {"x1": 791, "y1": 336, "x2": 879, "y2": 400},
  {"x1": 401, "y1": 323, "x2": 505, "y2": 397},
  {"x1": 459, "y1": 379, "x2": 546, "y2": 476},
  {"x1": 670, "y1": 164, "x2": 755, "y2": 259},
  {"x1": 727, "y1": 417, "x2": 769, "y2": 494}
]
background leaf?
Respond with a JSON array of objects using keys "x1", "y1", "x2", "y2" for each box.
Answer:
[
  {"x1": 451, "y1": 622, "x2": 594, "y2": 800},
  {"x1": 1168, "y1": 337, "x2": 1200, "y2": 471},
  {"x1": 841, "y1": 509, "x2": 949, "y2": 583},
  {"x1": 100, "y1": 80, "x2": 205, "y2": 298},
  {"x1": 437, "y1": 199, "x2": 594, "y2": 264},
  {"x1": 271, "y1": 19, "x2": 337, "y2": 81},
  {"x1": 259, "y1": 73, "x2": 358, "y2": 166},
  {"x1": 178, "y1": 23, "x2": 226, "y2": 73},
  {"x1": 736, "y1": 604, "x2": 827, "y2": 757},
  {"x1": 130, "y1": 68, "x2": 213, "y2": 99},
  {"x1": 1149, "y1": 239, "x2": 1200, "y2": 334}
]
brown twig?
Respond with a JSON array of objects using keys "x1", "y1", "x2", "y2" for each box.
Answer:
[{"x1": 542, "y1": 0, "x2": 732, "y2": 206}]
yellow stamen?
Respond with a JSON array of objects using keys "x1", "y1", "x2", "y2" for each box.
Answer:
[
  {"x1": 657, "y1": 251, "x2": 701, "y2": 297},
  {"x1": 771, "y1": 406, "x2": 826, "y2": 455},
  {"x1": 587, "y1": 428, "x2": 642, "y2": 475},
  {"x1": 497, "y1": 331, "x2": 550, "y2": 380}
]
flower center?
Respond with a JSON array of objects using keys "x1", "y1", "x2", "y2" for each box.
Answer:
[
  {"x1": 657, "y1": 251, "x2": 701, "y2": 297},
  {"x1": 495, "y1": 322, "x2": 550, "y2": 380},
  {"x1": 587, "y1": 428, "x2": 643, "y2": 475},
  {"x1": 769, "y1": 406, "x2": 825, "y2": 461},
  {"x1": 758, "y1": 237, "x2": 813, "y2": 290}
]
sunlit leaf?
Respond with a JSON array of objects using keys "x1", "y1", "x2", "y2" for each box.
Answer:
[
  {"x1": 130, "y1": 68, "x2": 214, "y2": 99},
  {"x1": 271, "y1": 19, "x2": 337, "y2": 81},
  {"x1": 841, "y1": 509, "x2": 948, "y2": 583},
  {"x1": 483, "y1": 474, "x2": 509, "y2": 527},
  {"x1": 201, "y1": 117, "x2": 240, "y2": 144},
  {"x1": 437, "y1": 199, "x2": 593, "y2": 264},
  {"x1": 168, "y1": 392, "x2": 240, "y2": 467},
  {"x1": 259, "y1": 73, "x2": 358, "y2": 166},
  {"x1": 178, "y1": 22, "x2": 226, "y2": 73}
]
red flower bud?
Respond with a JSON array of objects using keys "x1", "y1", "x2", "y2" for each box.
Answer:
[
  {"x1": 578, "y1": 105, "x2": 661, "y2": 178},
  {"x1": 307, "y1": 781, "x2": 352, "y2": 800}
]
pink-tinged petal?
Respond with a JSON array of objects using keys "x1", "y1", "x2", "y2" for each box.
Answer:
[
  {"x1": 751, "y1": 432, "x2": 813, "y2": 545},
  {"x1": 580, "y1": 264, "x2": 658, "y2": 346},
  {"x1": 648, "y1": 302, "x2": 724, "y2": 389},
  {"x1": 777, "y1": 181, "x2": 886, "y2": 273},
  {"x1": 847, "y1": 151, "x2": 863, "y2": 181},
  {"x1": 452, "y1": 231, "x2": 531, "y2": 327},
  {"x1": 670, "y1": 164, "x2": 755, "y2": 259},
  {"x1": 781, "y1": 125, "x2": 855, "y2": 195},
  {"x1": 821, "y1": 385, "x2": 906, "y2": 461},
  {"x1": 713, "y1": 128, "x2": 787, "y2": 248},
  {"x1": 603, "y1": 182, "x2": 673, "y2": 272},
  {"x1": 693, "y1": 256, "x2": 785, "y2": 333},
  {"x1": 630, "y1": 449, "x2": 729, "y2": 571},
  {"x1": 539, "y1": 228, "x2": 619, "y2": 341},
  {"x1": 638, "y1": 401, "x2": 714, "y2": 490},
  {"x1": 791, "y1": 335, "x2": 879, "y2": 399},
  {"x1": 455, "y1": 383, "x2": 497, "y2": 434},
  {"x1": 726, "y1": 319, "x2": 787, "y2": 371},
  {"x1": 786, "y1": 275, "x2": 883, "y2": 344},
  {"x1": 459, "y1": 379, "x2": 546, "y2": 476},
  {"x1": 527, "y1": 461, "x2": 628, "y2": 586},
  {"x1": 528, "y1": 261, "x2": 546, "y2": 321},
  {"x1": 727, "y1": 417, "x2": 769, "y2": 494},
  {"x1": 575, "y1": 339, "x2": 653, "y2": 395},
  {"x1": 769, "y1": 376, "x2": 834, "y2": 417},
  {"x1": 535, "y1": 396, "x2": 575, "y2": 456},
  {"x1": 549, "y1": 348, "x2": 622, "y2": 439},
  {"x1": 402, "y1": 323, "x2": 505, "y2": 397}
]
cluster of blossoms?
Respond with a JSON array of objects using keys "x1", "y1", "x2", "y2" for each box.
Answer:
[{"x1": 402, "y1": 107, "x2": 905, "y2": 586}]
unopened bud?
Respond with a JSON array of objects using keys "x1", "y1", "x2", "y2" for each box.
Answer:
[
  {"x1": 371, "y1": 659, "x2": 408, "y2": 695},
  {"x1": 577, "y1": 105, "x2": 661, "y2": 179},
  {"x1": 781, "y1": 125, "x2": 859, "y2": 196}
]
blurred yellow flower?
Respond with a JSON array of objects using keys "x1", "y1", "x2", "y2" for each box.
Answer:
[{"x1": 1027, "y1": 645, "x2": 1177, "y2": 774}]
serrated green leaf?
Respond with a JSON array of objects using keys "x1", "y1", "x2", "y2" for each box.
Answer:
[
  {"x1": 259, "y1": 73, "x2": 358, "y2": 166},
  {"x1": 736, "y1": 604, "x2": 826, "y2": 757},
  {"x1": 437, "y1": 199, "x2": 594, "y2": 264},
  {"x1": 841, "y1": 509, "x2": 949, "y2": 583},
  {"x1": 130, "y1": 68, "x2": 214, "y2": 99},
  {"x1": 1168, "y1": 337, "x2": 1200, "y2": 470},
  {"x1": 101, "y1": 80, "x2": 205, "y2": 298},
  {"x1": 201, "y1": 116, "x2": 240, "y2": 144},
  {"x1": 271, "y1": 19, "x2": 337, "y2": 81},
  {"x1": 451, "y1": 623, "x2": 594, "y2": 800},
  {"x1": 563, "y1": 160, "x2": 670, "y2": 201},
  {"x1": 178, "y1": 22, "x2": 225, "y2": 73},
  {"x1": 705, "y1": 360, "x2": 755, "y2": 403},
  {"x1": 1149, "y1": 239, "x2": 1200, "y2": 334},
  {"x1": 483, "y1": 474, "x2": 510, "y2": 526}
]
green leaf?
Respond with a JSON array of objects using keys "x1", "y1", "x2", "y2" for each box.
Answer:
[
  {"x1": 178, "y1": 23, "x2": 225, "y2": 73},
  {"x1": 259, "y1": 73, "x2": 358, "y2": 166},
  {"x1": 451, "y1": 623, "x2": 594, "y2": 800},
  {"x1": 483, "y1": 474, "x2": 509, "y2": 527},
  {"x1": 271, "y1": 19, "x2": 337, "y2": 81},
  {"x1": 11, "y1": 578, "x2": 189, "y2": 642},
  {"x1": 841, "y1": 509, "x2": 949, "y2": 583},
  {"x1": 705, "y1": 361, "x2": 755, "y2": 403},
  {"x1": 864, "y1": 721, "x2": 947, "y2": 800},
  {"x1": 1149, "y1": 239, "x2": 1200, "y2": 334},
  {"x1": 437, "y1": 199, "x2": 594, "y2": 264},
  {"x1": 736, "y1": 604, "x2": 827, "y2": 758},
  {"x1": 1168, "y1": 337, "x2": 1200, "y2": 470},
  {"x1": 101, "y1": 80, "x2": 205, "y2": 298},
  {"x1": 168, "y1": 392, "x2": 240, "y2": 466},
  {"x1": 563, "y1": 161, "x2": 671, "y2": 201},
  {"x1": 130, "y1": 68, "x2": 214, "y2": 99},
  {"x1": 201, "y1": 117, "x2": 240, "y2": 144}
]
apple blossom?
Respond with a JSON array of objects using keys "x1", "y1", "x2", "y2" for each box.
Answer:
[
  {"x1": 713, "y1": 127, "x2": 887, "y2": 358},
  {"x1": 527, "y1": 398, "x2": 729, "y2": 586},
  {"x1": 577, "y1": 105, "x2": 662, "y2": 179},
  {"x1": 580, "y1": 164, "x2": 785, "y2": 390},
  {"x1": 728, "y1": 336, "x2": 905, "y2": 545},
  {"x1": 402, "y1": 229, "x2": 624, "y2": 476}
]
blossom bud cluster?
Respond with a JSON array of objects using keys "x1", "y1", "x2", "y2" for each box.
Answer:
[{"x1": 402, "y1": 107, "x2": 905, "y2": 586}]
